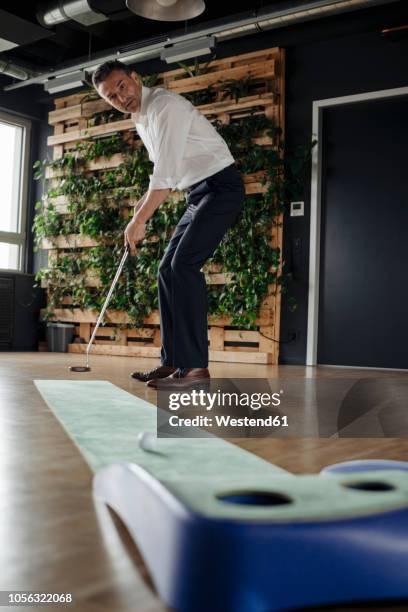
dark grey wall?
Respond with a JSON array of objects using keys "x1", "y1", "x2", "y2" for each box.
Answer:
[
  {"x1": 0, "y1": 77, "x2": 45, "y2": 121},
  {"x1": 30, "y1": 119, "x2": 53, "y2": 275},
  {"x1": 280, "y1": 30, "x2": 408, "y2": 365},
  {"x1": 19, "y1": 1, "x2": 408, "y2": 363}
]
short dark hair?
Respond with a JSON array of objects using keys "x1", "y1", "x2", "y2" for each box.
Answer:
[{"x1": 92, "y1": 60, "x2": 134, "y2": 88}]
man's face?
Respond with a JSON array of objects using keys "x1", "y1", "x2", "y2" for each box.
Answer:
[{"x1": 97, "y1": 69, "x2": 141, "y2": 114}]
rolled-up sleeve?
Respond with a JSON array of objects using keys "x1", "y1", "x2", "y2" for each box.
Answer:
[{"x1": 148, "y1": 95, "x2": 194, "y2": 191}]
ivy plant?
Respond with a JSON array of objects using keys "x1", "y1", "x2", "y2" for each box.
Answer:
[{"x1": 219, "y1": 76, "x2": 254, "y2": 102}]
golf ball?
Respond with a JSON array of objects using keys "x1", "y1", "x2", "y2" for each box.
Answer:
[{"x1": 137, "y1": 431, "x2": 158, "y2": 452}]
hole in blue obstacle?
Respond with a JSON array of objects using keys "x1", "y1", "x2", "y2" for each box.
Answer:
[
  {"x1": 216, "y1": 490, "x2": 293, "y2": 506},
  {"x1": 342, "y1": 480, "x2": 396, "y2": 492}
]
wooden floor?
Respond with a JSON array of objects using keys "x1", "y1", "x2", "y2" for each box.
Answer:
[{"x1": 1, "y1": 351, "x2": 408, "y2": 612}]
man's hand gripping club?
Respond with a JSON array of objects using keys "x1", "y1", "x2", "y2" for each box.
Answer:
[{"x1": 124, "y1": 187, "x2": 170, "y2": 255}]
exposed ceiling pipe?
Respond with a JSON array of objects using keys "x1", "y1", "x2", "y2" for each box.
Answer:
[
  {"x1": 37, "y1": 0, "x2": 108, "y2": 27},
  {"x1": 0, "y1": 59, "x2": 38, "y2": 80},
  {"x1": 4, "y1": 0, "x2": 400, "y2": 92}
]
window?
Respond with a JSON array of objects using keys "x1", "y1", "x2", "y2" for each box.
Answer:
[{"x1": 0, "y1": 111, "x2": 31, "y2": 271}]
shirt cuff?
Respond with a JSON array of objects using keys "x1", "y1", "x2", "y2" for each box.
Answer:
[{"x1": 148, "y1": 174, "x2": 177, "y2": 190}]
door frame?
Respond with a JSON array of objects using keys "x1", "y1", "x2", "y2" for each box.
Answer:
[{"x1": 306, "y1": 86, "x2": 408, "y2": 366}]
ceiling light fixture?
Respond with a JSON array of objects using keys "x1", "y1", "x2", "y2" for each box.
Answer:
[
  {"x1": 44, "y1": 70, "x2": 89, "y2": 94},
  {"x1": 126, "y1": 0, "x2": 205, "y2": 22},
  {"x1": 160, "y1": 35, "x2": 215, "y2": 63}
]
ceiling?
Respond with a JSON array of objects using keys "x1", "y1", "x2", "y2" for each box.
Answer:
[
  {"x1": 0, "y1": 0, "x2": 273, "y2": 70},
  {"x1": 0, "y1": 0, "x2": 406, "y2": 74}
]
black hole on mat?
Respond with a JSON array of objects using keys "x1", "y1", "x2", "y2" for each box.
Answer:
[
  {"x1": 216, "y1": 490, "x2": 293, "y2": 506},
  {"x1": 342, "y1": 481, "x2": 395, "y2": 492}
]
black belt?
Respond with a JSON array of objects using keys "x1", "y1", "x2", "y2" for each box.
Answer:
[{"x1": 187, "y1": 162, "x2": 236, "y2": 192}]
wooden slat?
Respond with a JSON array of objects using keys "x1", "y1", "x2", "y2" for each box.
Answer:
[
  {"x1": 69, "y1": 343, "x2": 160, "y2": 358},
  {"x1": 127, "y1": 328, "x2": 156, "y2": 339},
  {"x1": 209, "y1": 327, "x2": 224, "y2": 351},
  {"x1": 41, "y1": 270, "x2": 233, "y2": 289},
  {"x1": 258, "y1": 326, "x2": 276, "y2": 354},
  {"x1": 245, "y1": 181, "x2": 268, "y2": 195},
  {"x1": 162, "y1": 48, "x2": 280, "y2": 81},
  {"x1": 47, "y1": 118, "x2": 135, "y2": 146},
  {"x1": 68, "y1": 343, "x2": 272, "y2": 363},
  {"x1": 47, "y1": 308, "x2": 160, "y2": 325},
  {"x1": 168, "y1": 61, "x2": 275, "y2": 93},
  {"x1": 252, "y1": 134, "x2": 273, "y2": 146},
  {"x1": 49, "y1": 104, "x2": 82, "y2": 125},
  {"x1": 47, "y1": 250, "x2": 58, "y2": 266},
  {"x1": 152, "y1": 328, "x2": 161, "y2": 347},
  {"x1": 54, "y1": 123, "x2": 65, "y2": 136},
  {"x1": 93, "y1": 327, "x2": 156, "y2": 340},
  {"x1": 205, "y1": 272, "x2": 233, "y2": 285},
  {"x1": 224, "y1": 345, "x2": 258, "y2": 352},
  {"x1": 224, "y1": 330, "x2": 259, "y2": 343},
  {"x1": 48, "y1": 194, "x2": 140, "y2": 214},
  {"x1": 116, "y1": 329, "x2": 128, "y2": 346},
  {"x1": 200, "y1": 95, "x2": 276, "y2": 116},
  {"x1": 82, "y1": 99, "x2": 111, "y2": 115},
  {"x1": 41, "y1": 234, "x2": 160, "y2": 250},
  {"x1": 54, "y1": 91, "x2": 89, "y2": 109},
  {"x1": 45, "y1": 308, "x2": 273, "y2": 327},
  {"x1": 53, "y1": 144, "x2": 64, "y2": 160},
  {"x1": 41, "y1": 235, "x2": 111, "y2": 249},
  {"x1": 209, "y1": 350, "x2": 272, "y2": 364},
  {"x1": 79, "y1": 323, "x2": 91, "y2": 343},
  {"x1": 82, "y1": 274, "x2": 101, "y2": 288},
  {"x1": 45, "y1": 152, "x2": 125, "y2": 178},
  {"x1": 49, "y1": 99, "x2": 112, "y2": 124}
]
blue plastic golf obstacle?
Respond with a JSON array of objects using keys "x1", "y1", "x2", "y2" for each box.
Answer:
[
  {"x1": 321, "y1": 459, "x2": 408, "y2": 474},
  {"x1": 93, "y1": 460, "x2": 408, "y2": 612}
]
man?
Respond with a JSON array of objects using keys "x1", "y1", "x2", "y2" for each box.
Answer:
[{"x1": 92, "y1": 60, "x2": 245, "y2": 388}]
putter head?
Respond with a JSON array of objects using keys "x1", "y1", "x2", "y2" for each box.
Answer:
[{"x1": 69, "y1": 366, "x2": 91, "y2": 372}]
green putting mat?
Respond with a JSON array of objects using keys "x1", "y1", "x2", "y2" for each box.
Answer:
[
  {"x1": 34, "y1": 380, "x2": 408, "y2": 521},
  {"x1": 34, "y1": 380, "x2": 288, "y2": 478}
]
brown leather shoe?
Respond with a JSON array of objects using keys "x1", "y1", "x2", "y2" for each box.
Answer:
[
  {"x1": 146, "y1": 367, "x2": 210, "y2": 389},
  {"x1": 130, "y1": 365, "x2": 176, "y2": 382}
]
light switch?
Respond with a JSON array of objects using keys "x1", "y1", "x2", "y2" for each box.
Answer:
[{"x1": 290, "y1": 201, "x2": 304, "y2": 217}]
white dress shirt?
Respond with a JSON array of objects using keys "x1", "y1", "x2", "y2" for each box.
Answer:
[{"x1": 131, "y1": 85, "x2": 235, "y2": 191}]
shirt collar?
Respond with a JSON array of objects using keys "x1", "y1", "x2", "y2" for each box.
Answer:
[{"x1": 131, "y1": 84, "x2": 150, "y2": 126}]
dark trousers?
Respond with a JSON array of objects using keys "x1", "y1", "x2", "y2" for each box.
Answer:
[{"x1": 158, "y1": 163, "x2": 245, "y2": 368}]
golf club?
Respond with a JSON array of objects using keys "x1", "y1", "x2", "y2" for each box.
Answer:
[{"x1": 69, "y1": 247, "x2": 129, "y2": 372}]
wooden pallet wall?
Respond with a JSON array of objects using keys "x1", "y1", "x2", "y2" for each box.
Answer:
[{"x1": 42, "y1": 47, "x2": 285, "y2": 364}]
